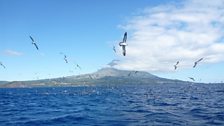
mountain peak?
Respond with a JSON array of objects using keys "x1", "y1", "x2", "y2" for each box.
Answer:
[
  {"x1": 92, "y1": 67, "x2": 158, "y2": 79},
  {"x1": 95, "y1": 67, "x2": 121, "y2": 75}
]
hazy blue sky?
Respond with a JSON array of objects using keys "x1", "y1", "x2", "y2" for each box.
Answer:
[{"x1": 1, "y1": 0, "x2": 224, "y2": 83}]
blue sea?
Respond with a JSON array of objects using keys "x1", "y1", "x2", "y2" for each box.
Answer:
[{"x1": 0, "y1": 83, "x2": 224, "y2": 126}]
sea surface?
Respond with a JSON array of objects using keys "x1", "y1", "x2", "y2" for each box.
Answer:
[{"x1": 0, "y1": 83, "x2": 224, "y2": 126}]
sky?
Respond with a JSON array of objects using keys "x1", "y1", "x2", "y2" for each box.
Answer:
[{"x1": 0, "y1": 0, "x2": 224, "y2": 83}]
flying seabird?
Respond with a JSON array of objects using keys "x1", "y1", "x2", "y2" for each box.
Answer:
[
  {"x1": 128, "y1": 71, "x2": 138, "y2": 76},
  {"x1": 193, "y1": 58, "x2": 203, "y2": 68},
  {"x1": 174, "y1": 61, "x2": 179, "y2": 70},
  {"x1": 113, "y1": 46, "x2": 116, "y2": 53},
  {"x1": 189, "y1": 77, "x2": 195, "y2": 81},
  {"x1": 119, "y1": 32, "x2": 127, "y2": 56},
  {"x1": 59, "y1": 52, "x2": 68, "y2": 63},
  {"x1": 89, "y1": 75, "x2": 93, "y2": 79},
  {"x1": 29, "y1": 36, "x2": 39, "y2": 50},
  {"x1": 76, "y1": 64, "x2": 81, "y2": 70},
  {"x1": 0, "y1": 62, "x2": 6, "y2": 69},
  {"x1": 64, "y1": 55, "x2": 68, "y2": 63}
]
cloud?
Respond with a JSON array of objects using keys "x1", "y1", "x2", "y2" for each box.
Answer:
[
  {"x1": 107, "y1": 60, "x2": 120, "y2": 67},
  {"x1": 3, "y1": 49, "x2": 23, "y2": 56},
  {"x1": 114, "y1": 0, "x2": 224, "y2": 72}
]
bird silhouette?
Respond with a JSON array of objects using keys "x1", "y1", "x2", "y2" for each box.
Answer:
[
  {"x1": 193, "y1": 58, "x2": 203, "y2": 68},
  {"x1": 119, "y1": 32, "x2": 127, "y2": 56},
  {"x1": 128, "y1": 71, "x2": 138, "y2": 76},
  {"x1": 189, "y1": 77, "x2": 195, "y2": 81},
  {"x1": 29, "y1": 36, "x2": 39, "y2": 50},
  {"x1": 0, "y1": 62, "x2": 6, "y2": 69},
  {"x1": 113, "y1": 46, "x2": 116, "y2": 53},
  {"x1": 174, "y1": 61, "x2": 179, "y2": 70},
  {"x1": 76, "y1": 64, "x2": 81, "y2": 69},
  {"x1": 89, "y1": 75, "x2": 93, "y2": 79},
  {"x1": 64, "y1": 55, "x2": 68, "y2": 63}
]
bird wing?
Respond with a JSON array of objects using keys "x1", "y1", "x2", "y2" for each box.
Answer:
[
  {"x1": 174, "y1": 65, "x2": 177, "y2": 70},
  {"x1": 197, "y1": 58, "x2": 203, "y2": 62},
  {"x1": 77, "y1": 64, "x2": 81, "y2": 69},
  {"x1": 63, "y1": 55, "x2": 68, "y2": 63},
  {"x1": 33, "y1": 43, "x2": 39, "y2": 50},
  {"x1": 0, "y1": 63, "x2": 6, "y2": 69},
  {"x1": 64, "y1": 59, "x2": 68, "y2": 63},
  {"x1": 193, "y1": 62, "x2": 197, "y2": 68},
  {"x1": 123, "y1": 32, "x2": 127, "y2": 43},
  {"x1": 190, "y1": 78, "x2": 193, "y2": 81},
  {"x1": 113, "y1": 46, "x2": 116, "y2": 53},
  {"x1": 122, "y1": 46, "x2": 126, "y2": 56},
  {"x1": 189, "y1": 77, "x2": 195, "y2": 81},
  {"x1": 29, "y1": 36, "x2": 34, "y2": 42}
]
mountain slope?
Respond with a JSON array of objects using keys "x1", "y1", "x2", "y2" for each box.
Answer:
[
  {"x1": 0, "y1": 81, "x2": 8, "y2": 85},
  {"x1": 0, "y1": 68, "x2": 187, "y2": 88}
]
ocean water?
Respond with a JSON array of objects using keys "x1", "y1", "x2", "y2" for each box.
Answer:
[{"x1": 0, "y1": 83, "x2": 224, "y2": 126}]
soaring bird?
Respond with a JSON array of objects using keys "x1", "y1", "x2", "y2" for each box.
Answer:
[
  {"x1": 193, "y1": 58, "x2": 203, "y2": 68},
  {"x1": 89, "y1": 75, "x2": 93, "y2": 79},
  {"x1": 119, "y1": 32, "x2": 127, "y2": 56},
  {"x1": 113, "y1": 46, "x2": 116, "y2": 53},
  {"x1": 64, "y1": 55, "x2": 68, "y2": 63},
  {"x1": 128, "y1": 71, "x2": 138, "y2": 76},
  {"x1": 189, "y1": 77, "x2": 195, "y2": 81},
  {"x1": 76, "y1": 64, "x2": 81, "y2": 69},
  {"x1": 174, "y1": 61, "x2": 179, "y2": 70},
  {"x1": 0, "y1": 62, "x2": 6, "y2": 69},
  {"x1": 29, "y1": 36, "x2": 39, "y2": 50}
]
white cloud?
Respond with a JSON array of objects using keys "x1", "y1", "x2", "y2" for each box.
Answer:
[
  {"x1": 107, "y1": 59, "x2": 120, "y2": 67},
  {"x1": 114, "y1": 0, "x2": 224, "y2": 72},
  {"x1": 3, "y1": 49, "x2": 23, "y2": 56}
]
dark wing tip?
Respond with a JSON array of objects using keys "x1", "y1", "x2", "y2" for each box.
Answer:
[
  {"x1": 124, "y1": 32, "x2": 127, "y2": 35},
  {"x1": 123, "y1": 32, "x2": 127, "y2": 42},
  {"x1": 174, "y1": 65, "x2": 177, "y2": 70},
  {"x1": 199, "y1": 58, "x2": 203, "y2": 62},
  {"x1": 34, "y1": 43, "x2": 39, "y2": 50},
  {"x1": 29, "y1": 36, "x2": 34, "y2": 42}
]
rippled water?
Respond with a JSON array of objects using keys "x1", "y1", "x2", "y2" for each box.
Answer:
[{"x1": 0, "y1": 83, "x2": 224, "y2": 126}]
